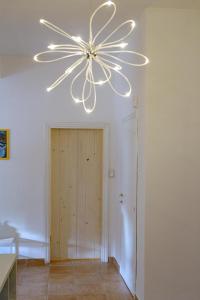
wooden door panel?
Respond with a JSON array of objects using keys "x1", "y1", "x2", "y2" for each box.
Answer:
[{"x1": 51, "y1": 129, "x2": 102, "y2": 260}]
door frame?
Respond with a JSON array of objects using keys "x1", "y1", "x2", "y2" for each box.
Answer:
[{"x1": 44, "y1": 122, "x2": 110, "y2": 263}]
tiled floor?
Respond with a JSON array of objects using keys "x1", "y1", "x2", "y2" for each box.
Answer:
[{"x1": 17, "y1": 260, "x2": 134, "y2": 300}]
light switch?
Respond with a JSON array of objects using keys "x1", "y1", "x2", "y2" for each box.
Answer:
[{"x1": 109, "y1": 169, "x2": 115, "y2": 178}]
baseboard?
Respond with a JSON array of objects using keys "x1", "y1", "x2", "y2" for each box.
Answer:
[
  {"x1": 17, "y1": 258, "x2": 100, "y2": 266},
  {"x1": 109, "y1": 256, "x2": 139, "y2": 300},
  {"x1": 108, "y1": 256, "x2": 120, "y2": 272},
  {"x1": 17, "y1": 259, "x2": 45, "y2": 266},
  {"x1": 51, "y1": 258, "x2": 100, "y2": 261},
  {"x1": 50, "y1": 258, "x2": 101, "y2": 264}
]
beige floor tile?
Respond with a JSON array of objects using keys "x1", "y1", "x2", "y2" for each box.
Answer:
[
  {"x1": 74, "y1": 273, "x2": 101, "y2": 285},
  {"x1": 48, "y1": 282, "x2": 76, "y2": 296},
  {"x1": 17, "y1": 296, "x2": 48, "y2": 300},
  {"x1": 73, "y1": 283, "x2": 105, "y2": 296},
  {"x1": 17, "y1": 282, "x2": 48, "y2": 296},
  {"x1": 103, "y1": 281, "x2": 131, "y2": 294},
  {"x1": 106, "y1": 293, "x2": 134, "y2": 300},
  {"x1": 76, "y1": 295, "x2": 106, "y2": 300},
  {"x1": 48, "y1": 296, "x2": 77, "y2": 300}
]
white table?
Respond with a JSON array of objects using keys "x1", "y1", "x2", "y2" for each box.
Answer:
[{"x1": 0, "y1": 254, "x2": 16, "y2": 300}]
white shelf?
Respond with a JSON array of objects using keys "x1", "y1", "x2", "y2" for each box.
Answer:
[{"x1": 0, "y1": 254, "x2": 16, "y2": 300}]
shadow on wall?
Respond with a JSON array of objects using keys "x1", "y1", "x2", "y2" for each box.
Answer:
[
  {"x1": 0, "y1": 56, "x2": 37, "y2": 78},
  {"x1": 0, "y1": 221, "x2": 19, "y2": 255},
  {"x1": 0, "y1": 221, "x2": 48, "y2": 259}
]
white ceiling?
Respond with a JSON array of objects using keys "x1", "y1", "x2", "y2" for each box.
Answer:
[
  {"x1": 0, "y1": 0, "x2": 199, "y2": 55},
  {"x1": 151, "y1": 0, "x2": 200, "y2": 9}
]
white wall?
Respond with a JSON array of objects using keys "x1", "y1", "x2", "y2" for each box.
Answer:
[
  {"x1": 0, "y1": 55, "x2": 122, "y2": 259},
  {"x1": 0, "y1": 58, "x2": 2, "y2": 78},
  {"x1": 144, "y1": 8, "x2": 200, "y2": 300}
]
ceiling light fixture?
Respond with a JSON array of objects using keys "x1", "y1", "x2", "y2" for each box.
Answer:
[{"x1": 34, "y1": 1, "x2": 149, "y2": 114}]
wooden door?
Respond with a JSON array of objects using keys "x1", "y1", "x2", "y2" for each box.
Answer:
[
  {"x1": 51, "y1": 129, "x2": 103, "y2": 260},
  {"x1": 120, "y1": 116, "x2": 138, "y2": 294}
]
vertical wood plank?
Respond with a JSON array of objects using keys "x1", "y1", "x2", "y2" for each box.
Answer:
[
  {"x1": 60, "y1": 129, "x2": 78, "y2": 259},
  {"x1": 51, "y1": 129, "x2": 61, "y2": 260}
]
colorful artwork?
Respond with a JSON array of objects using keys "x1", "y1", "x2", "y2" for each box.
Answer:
[{"x1": 0, "y1": 129, "x2": 10, "y2": 160}]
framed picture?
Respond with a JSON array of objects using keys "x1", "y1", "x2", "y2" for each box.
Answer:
[{"x1": 0, "y1": 129, "x2": 10, "y2": 160}]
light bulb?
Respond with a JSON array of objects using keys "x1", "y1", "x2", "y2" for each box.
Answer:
[
  {"x1": 65, "y1": 68, "x2": 73, "y2": 74},
  {"x1": 74, "y1": 98, "x2": 81, "y2": 103},
  {"x1": 106, "y1": 1, "x2": 113, "y2": 6},
  {"x1": 97, "y1": 80, "x2": 104, "y2": 85},
  {"x1": 46, "y1": 87, "x2": 52, "y2": 92},
  {"x1": 125, "y1": 91, "x2": 131, "y2": 97},
  {"x1": 40, "y1": 19, "x2": 45, "y2": 24},
  {"x1": 85, "y1": 109, "x2": 92, "y2": 114},
  {"x1": 72, "y1": 36, "x2": 82, "y2": 42},
  {"x1": 114, "y1": 66, "x2": 122, "y2": 71},
  {"x1": 48, "y1": 44, "x2": 56, "y2": 50},
  {"x1": 33, "y1": 55, "x2": 38, "y2": 62},
  {"x1": 120, "y1": 42, "x2": 128, "y2": 49},
  {"x1": 131, "y1": 20, "x2": 136, "y2": 29},
  {"x1": 145, "y1": 57, "x2": 150, "y2": 64}
]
